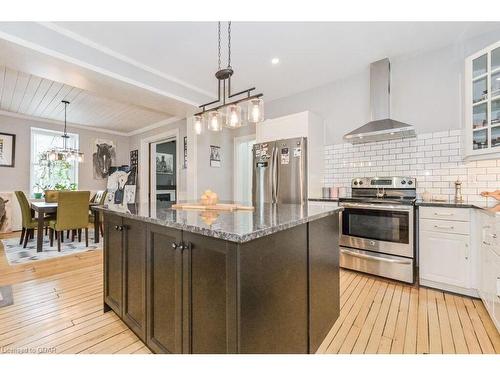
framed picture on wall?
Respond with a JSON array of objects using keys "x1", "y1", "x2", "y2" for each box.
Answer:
[
  {"x1": 183, "y1": 136, "x2": 187, "y2": 169},
  {"x1": 0, "y1": 132, "x2": 15, "y2": 168},
  {"x1": 156, "y1": 153, "x2": 174, "y2": 174},
  {"x1": 210, "y1": 145, "x2": 221, "y2": 168}
]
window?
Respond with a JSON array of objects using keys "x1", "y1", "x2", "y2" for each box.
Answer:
[{"x1": 30, "y1": 127, "x2": 79, "y2": 196}]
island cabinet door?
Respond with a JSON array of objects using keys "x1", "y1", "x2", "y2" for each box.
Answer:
[
  {"x1": 103, "y1": 213, "x2": 124, "y2": 316},
  {"x1": 146, "y1": 224, "x2": 183, "y2": 354},
  {"x1": 122, "y1": 218, "x2": 148, "y2": 341},
  {"x1": 308, "y1": 216, "x2": 340, "y2": 353},
  {"x1": 181, "y1": 233, "x2": 238, "y2": 354}
]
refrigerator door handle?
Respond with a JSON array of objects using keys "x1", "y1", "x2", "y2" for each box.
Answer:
[{"x1": 272, "y1": 146, "x2": 279, "y2": 203}]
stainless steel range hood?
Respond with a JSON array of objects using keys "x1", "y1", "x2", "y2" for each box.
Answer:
[{"x1": 344, "y1": 58, "x2": 415, "y2": 144}]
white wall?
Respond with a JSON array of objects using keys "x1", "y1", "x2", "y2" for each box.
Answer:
[
  {"x1": 0, "y1": 114, "x2": 130, "y2": 193},
  {"x1": 265, "y1": 29, "x2": 500, "y2": 145}
]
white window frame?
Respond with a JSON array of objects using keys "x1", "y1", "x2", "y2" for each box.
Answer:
[{"x1": 30, "y1": 127, "x2": 79, "y2": 196}]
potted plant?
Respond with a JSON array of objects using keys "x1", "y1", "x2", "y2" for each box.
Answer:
[{"x1": 33, "y1": 183, "x2": 50, "y2": 199}]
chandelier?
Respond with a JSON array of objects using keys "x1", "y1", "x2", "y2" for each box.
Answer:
[
  {"x1": 193, "y1": 22, "x2": 264, "y2": 134},
  {"x1": 46, "y1": 100, "x2": 84, "y2": 163}
]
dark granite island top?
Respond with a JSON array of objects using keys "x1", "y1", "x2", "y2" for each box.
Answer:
[{"x1": 94, "y1": 202, "x2": 343, "y2": 243}]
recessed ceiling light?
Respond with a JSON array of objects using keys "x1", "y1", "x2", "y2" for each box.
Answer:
[{"x1": 271, "y1": 58, "x2": 280, "y2": 65}]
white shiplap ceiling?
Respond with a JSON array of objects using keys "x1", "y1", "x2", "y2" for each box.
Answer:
[{"x1": 0, "y1": 65, "x2": 174, "y2": 134}]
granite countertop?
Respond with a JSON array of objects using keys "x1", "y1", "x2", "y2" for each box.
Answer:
[
  {"x1": 308, "y1": 197, "x2": 340, "y2": 202},
  {"x1": 94, "y1": 202, "x2": 343, "y2": 243},
  {"x1": 415, "y1": 199, "x2": 500, "y2": 216}
]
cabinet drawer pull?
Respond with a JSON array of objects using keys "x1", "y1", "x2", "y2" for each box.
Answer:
[
  {"x1": 434, "y1": 225, "x2": 454, "y2": 230},
  {"x1": 434, "y1": 212, "x2": 454, "y2": 216},
  {"x1": 171, "y1": 242, "x2": 178, "y2": 249},
  {"x1": 483, "y1": 241, "x2": 492, "y2": 246}
]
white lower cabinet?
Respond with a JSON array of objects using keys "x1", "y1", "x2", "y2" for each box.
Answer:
[
  {"x1": 419, "y1": 206, "x2": 500, "y2": 332},
  {"x1": 420, "y1": 231, "x2": 470, "y2": 289},
  {"x1": 418, "y1": 207, "x2": 475, "y2": 296}
]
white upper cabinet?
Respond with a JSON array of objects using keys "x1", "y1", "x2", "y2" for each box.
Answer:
[{"x1": 465, "y1": 40, "x2": 500, "y2": 159}]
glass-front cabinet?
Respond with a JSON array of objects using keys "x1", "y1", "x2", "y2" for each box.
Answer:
[{"x1": 465, "y1": 41, "x2": 500, "y2": 158}]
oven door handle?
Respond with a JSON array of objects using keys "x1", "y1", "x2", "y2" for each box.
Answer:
[
  {"x1": 340, "y1": 248, "x2": 413, "y2": 265},
  {"x1": 340, "y1": 202, "x2": 412, "y2": 211}
]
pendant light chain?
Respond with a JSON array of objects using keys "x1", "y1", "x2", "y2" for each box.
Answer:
[
  {"x1": 63, "y1": 101, "x2": 67, "y2": 150},
  {"x1": 217, "y1": 22, "x2": 221, "y2": 70},
  {"x1": 227, "y1": 21, "x2": 231, "y2": 68}
]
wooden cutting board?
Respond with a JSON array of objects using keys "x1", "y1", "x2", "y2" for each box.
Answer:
[{"x1": 172, "y1": 203, "x2": 254, "y2": 211}]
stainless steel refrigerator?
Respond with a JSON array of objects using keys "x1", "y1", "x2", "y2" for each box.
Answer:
[{"x1": 252, "y1": 137, "x2": 307, "y2": 205}]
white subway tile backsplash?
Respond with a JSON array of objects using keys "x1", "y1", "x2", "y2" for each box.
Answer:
[{"x1": 323, "y1": 129, "x2": 500, "y2": 202}]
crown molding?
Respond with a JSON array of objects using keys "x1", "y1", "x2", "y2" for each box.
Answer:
[
  {"x1": 0, "y1": 109, "x2": 185, "y2": 138},
  {"x1": 0, "y1": 110, "x2": 129, "y2": 136},
  {"x1": 126, "y1": 116, "x2": 184, "y2": 136}
]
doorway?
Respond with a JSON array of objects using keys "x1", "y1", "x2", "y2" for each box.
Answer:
[
  {"x1": 150, "y1": 139, "x2": 177, "y2": 209},
  {"x1": 234, "y1": 135, "x2": 256, "y2": 203}
]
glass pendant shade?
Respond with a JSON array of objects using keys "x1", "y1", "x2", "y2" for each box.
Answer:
[
  {"x1": 194, "y1": 115, "x2": 204, "y2": 135},
  {"x1": 207, "y1": 111, "x2": 222, "y2": 132},
  {"x1": 248, "y1": 98, "x2": 264, "y2": 123},
  {"x1": 47, "y1": 150, "x2": 58, "y2": 162},
  {"x1": 225, "y1": 104, "x2": 242, "y2": 128}
]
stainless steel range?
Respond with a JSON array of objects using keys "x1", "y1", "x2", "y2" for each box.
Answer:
[{"x1": 339, "y1": 177, "x2": 416, "y2": 283}]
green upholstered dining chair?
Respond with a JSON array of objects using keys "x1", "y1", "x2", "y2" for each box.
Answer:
[
  {"x1": 89, "y1": 190, "x2": 107, "y2": 236},
  {"x1": 44, "y1": 190, "x2": 60, "y2": 203},
  {"x1": 48, "y1": 191, "x2": 91, "y2": 252},
  {"x1": 15, "y1": 191, "x2": 50, "y2": 248}
]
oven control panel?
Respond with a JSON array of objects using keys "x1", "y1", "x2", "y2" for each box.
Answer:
[{"x1": 351, "y1": 177, "x2": 417, "y2": 189}]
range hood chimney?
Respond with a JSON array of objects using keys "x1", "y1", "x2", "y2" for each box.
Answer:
[{"x1": 344, "y1": 58, "x2": 415, "y2": 144}]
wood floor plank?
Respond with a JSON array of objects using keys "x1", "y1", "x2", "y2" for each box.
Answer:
[
  {"x1": 462, "y1": 297, "x2": 495, "y2": 354},
  {"x1": 416, "y1": 288, "x2": 429, "y2": 354},
  {"x1": 444, "y1": 293, "x2": 469, "y2": 354},
  {"x1": 364, "y1": 283, "x2": 395, "y2": 353},
  {"x1": 351, "y1": 281, "x2": 389, "y2": 353},
  {"x1": 403, "y1": 286, "x2": 419, "y2": 354},
  {"x1": 390, "y1": 285, "x2": 411, "y2": 354},
  {"x1": 427, "y1": 289, "x2": 442, "y2": 354},
  {"x1": 326, "y1": 277, "x2": 376, "y2": 353},
  {"x1": 454, "y1": 295, "x2": 482, "y2": 354},
  {"x1": 472, "y1": 299, "x2": 500, "y2": 353},
  {"x1": 435, "y1": 290, "x2": 455, "y2": 354}
]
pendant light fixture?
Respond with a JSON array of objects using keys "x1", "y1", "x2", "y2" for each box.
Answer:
[
  {"x1": 193, "y1": 22, "x2": 264, "y2": 133},
  {"x1": 46, "y1": 101, "x2": 84, "y2": 163}
]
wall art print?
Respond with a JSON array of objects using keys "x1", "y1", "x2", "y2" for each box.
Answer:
[
  {"x1": 93, "y1": 139, "x2": 116, "y2": 180},
  {"x1": 156, "y1": 153, "x2": 174, "y2": 175},
  {"x1": 0, "y1": 192, "x2": 13, "y2": 233},
  {"x1": 106, "y1": 165, "x2": 137, "y2": 205},
  {"x1": 210, "y1": 145, "x2": 221, "y2": 168},
  {"x1": 0, "y1": 132, "x2": 15, "y2": 168}
]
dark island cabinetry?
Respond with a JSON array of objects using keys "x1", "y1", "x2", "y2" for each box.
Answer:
[
  {"x1": 103, "y1": 215, "x2": 147, "y2": 341},
  {"x1": 100, "y1": 204, "x2": 341, "y2": 354}
]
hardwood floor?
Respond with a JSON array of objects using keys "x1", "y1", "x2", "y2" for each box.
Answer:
[
  {"x1": 0, "y1": 231, "x2": 498, "y2": 354},
  {"x1": 317, "y1": 270, "x2": 500, "y2": 354}
]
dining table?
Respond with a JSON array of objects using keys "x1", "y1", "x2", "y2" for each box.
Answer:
[{"x1": 30, "y1": 201, "x2": 101, "y2": 253}]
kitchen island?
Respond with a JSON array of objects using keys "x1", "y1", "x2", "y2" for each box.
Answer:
[{"x1": 94, "y1": 202, "x2": 342, "y2": 354}]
